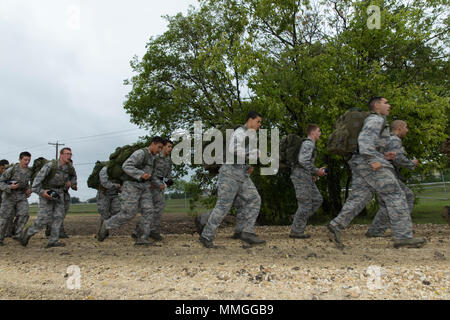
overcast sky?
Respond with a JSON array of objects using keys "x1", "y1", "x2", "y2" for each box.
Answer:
[{"x1": 0, "y1": 0, "x2": 198, "y2": 201}]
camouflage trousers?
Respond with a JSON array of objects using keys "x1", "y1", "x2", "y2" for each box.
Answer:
[
  {"x1": 46, "y1": 192, "x2": 70, "y2": 235},
  {"x1": 0, "y1": 195, "x2": 29, "y2": 240},
  {"x1": 330, "y1": 165, "x2": 413, "y2": 240},
  {"x1": 197, "y1": 195, "x2": 254, "y2": 234},
  {"x1": 103, "y1": 181, "x2": 154, "y2": 240},
  {"x1": 290, "y1": 168, "x2": 323, "y2": 234},
  {"x1": 201, "y1": 173, "x2": 261, "y2": 241},
  {"x1": 25, "y1": 190, "x2": 65, "y2": 244},
  {"x1": 367, "y1": 180, "x2": 414, "y2": 235},
  {"x1": 135, "y1": 188, "x2": 165, "y2": 235},
  {"x1": 97, "y1": 190, "x2": 121, "y2": 221}
]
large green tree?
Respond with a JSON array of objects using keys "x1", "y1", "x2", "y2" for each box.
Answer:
[{"x1": 124, "y1": 0, "x2": 449, "y2": 224}]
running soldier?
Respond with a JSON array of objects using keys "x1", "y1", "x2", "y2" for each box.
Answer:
[
  {"x1": 97, "y1": 137, "x2": 164, "y2": 245},
  {"x1": 45, "y1": 159, "x2": 76, "y2": 239},
  {"x1": 0, "y1": 153, "x2": 32, "y2": 245},
  {"x1": 327, "y1": 97, "x2": 426, "y2": 249},
  {"x1": 97, "y1": 165, "x2": 121, "y2": 225},
  {"x1": 133, "y1": 139, "x2": 174, "y2": 241},
  {"x1": 21, "y1": 148, "x2": 74, "y2": 248},
  {"x1": 199, "y1": 111, "x2": 265, "y2": 248},
  {"x1": 289, "y1": 124, "x2": 327, "y2": 239},
  {"x1": 366, "y1": 120, "x2": 419, "y2": 237}
]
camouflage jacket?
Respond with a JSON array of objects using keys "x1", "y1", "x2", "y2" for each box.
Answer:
[
  {"x1": 152, "y1": 152, "x2": 173, "y2": 188},
  {"x1": 352, "y1": 113, "x2": 392, "y2": 169},
  {"x1": 220, "y1": 125, "x2": 258, "y2": 182},
  {"x1": 32, "y1": 161, "x2": 71, "y2": 197},
  {"x1": 296, "y1": 138, "x2": 318, "y2": 176},
  {"x1": 99, "y1": 166, "x2": 120, "y2": 195},
  {"x1": 0, "y1": 164, "x2": 32, "y2": 199},
  {"x1": 387, "y1": 134, "x2": 417, "y2": 170},
  {"x1": 122, "y1": 149, "x2": 159, "y2": 185}
]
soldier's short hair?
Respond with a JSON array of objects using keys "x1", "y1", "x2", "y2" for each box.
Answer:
[
  {"x1": 390, "y1": 120, "x2": 406, "y2": 132},
  {"x1": 368, "y1": 97, "x2": 384, "y2": 111},
  {"x1": 150, "y1": 136, "x2": 165, "y2": 145},
  {"x1": 19, "y1": 151, "x2": 31, "y2": 159},
  {"x1": 60, "y1": 147, "x2": 72, "y2": 155},
  {"x1": 0, "y1": 159, "x2": 9, "y2": 167},
  {"x1": 163, "y1": 139, "x2": 174, "y2": 146},
  {"x1": 246, "y1": 111, "x2": 262, "y2": 122},
  {"x1": 306, "y1": 123, "x2": 320, "y2": 135}
]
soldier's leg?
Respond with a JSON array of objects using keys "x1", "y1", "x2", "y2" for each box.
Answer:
[
  {"x1": 24, "y1": 198, "x2": 54, "y2": 238},
  {"x1": 367, "y1": 198, "x2": 391, "y2": 235},
  {"x1": 149, "y1": 189, "x2": 165, "y2": 234},
  {"x1": 110, "y1": 195, "x2": 121, "y2": 217},
  {"x1": 5, "y1": 214, "x2": 15, "y2": 238},
  {"x1": 400, "y1": 181, "x2": 415, "y2": 214},
  {"x1": 137, "y1": 188, "x2": 154, "y2": 240},
  {"x1": 59, "y1": 195, "x2": 70, "y2": 236},
  {"x1": 0, "y1": 199, "x2": 16, "y2": 242},
  {"x1": 366, "y1": 169, "x2": 413, "y2": 240},
  {"x1": 311, "y1": 181, "x2": 323, "y2": 214},
  {"x1": 97, "y1": 191, "x2": 112, "y2": 222},
  {"x1": 233, "y1": 196, "x2": 247, "y2": 235},
  {"x1": 48, "y1": 198, "x2": 66, "y2": 244},
  {"x1": 104, "y1": 182, "x2": 141, "y2": 231},
  {"x1": 12, "y1": 198, "x2": 29, "y2": 237},
  {"x1": 234, "y1": 178, "x2": 261, "y2": 236},
  {"x1": 201, "y1": 174, "x2": 240, "y2": 241},
  {"x1": 330, "y1": 170, "x2": 375, "y2": 231},
  {"x1": 290, "y1": 173, "x2": 314, "y2": 234}
]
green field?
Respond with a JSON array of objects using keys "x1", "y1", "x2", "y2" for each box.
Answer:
[{"x1": 28, "y1": 185, "x2": 449, "y2": 224}]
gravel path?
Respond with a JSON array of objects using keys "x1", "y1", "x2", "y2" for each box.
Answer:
[{"x1": 0, "y1": 223, "x2": 448, "y2": 300}]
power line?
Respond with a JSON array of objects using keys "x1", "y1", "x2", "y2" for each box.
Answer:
[{"x1": 48, "y1": 141, "x2": 65, "y2": 160}]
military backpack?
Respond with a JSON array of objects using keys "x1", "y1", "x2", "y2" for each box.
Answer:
[
  {"x1": 279, "y1": 134, "x2": 307, "y2": 169},
  {"x1": 87, "y1": 161, "x2": 108, "y2": 189},
  {"x1": 107, "y1": 143, "x2": 149, "y2": 182}
]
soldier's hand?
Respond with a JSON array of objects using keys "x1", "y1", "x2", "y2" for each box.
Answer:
[
  {"x1": 10, "y1": 182, "x2": 20, "y2": 190},
  {"x1": 160, "y1": 184, "x2": 166, "y2": 191},
  {"x1": 371, "y1": 162, "x2": 382, "y2": 171},
  {"x1": 65, "y1": 181, "x2": 72, "y2": 189},
  {"x1": 26, "y1": 188, "x2": 31, "y2": 197},
  {"x1": 384, "y1": 151, "x2": 397, "y2": 161},
  {"x1": 317, "y1": 168, "x2": 327, "y2": 177},
  {"x1": 43, "y1": 190, "x2": 53, "y2": 200},
  {"x1": 313, "y1": 176, "x2": 317, "y2": 182},
  {"x1": 141, "y1": 173, "x2": 151, "y2": 180},
  {"x1": 413, "y1": 159, "x2": 419, "y2": 166},
  {"x1": 71, "y1": 184, "x2": 78, "y2": 191},
  {"x1": 248, "y1": 167, "x2": 254, "y2": 175}
]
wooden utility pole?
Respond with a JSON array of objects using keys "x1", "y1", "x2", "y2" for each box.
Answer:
[{"x1": 48, "y1": 141, "x2": 65, "y2": 160}]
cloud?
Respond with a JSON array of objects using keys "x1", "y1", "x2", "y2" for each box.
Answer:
[{"x1": 0, "y1": 0, "x2": 198, "y2": 201}]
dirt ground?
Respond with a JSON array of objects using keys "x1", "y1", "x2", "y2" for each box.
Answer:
[{"x1": 0, "y1": 213, "x2": 448, "y2": 300}]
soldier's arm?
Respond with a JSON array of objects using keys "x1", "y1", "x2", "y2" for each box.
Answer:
[
  {"x1": 70, "y1": 166, "x2": 78, "y2": 187},
  {"x1": 99, "y1": 166, "x2": 119, "y2": 189},
  {"x1": 0, "y1": 167, "x2": 13, "y2": 192},
  {"x1": 358, "y1": 117, "x2": 385, "y2": 165},
  {"x1": 298, "y1": 140, "x2": 319, "y2": 175},
  {"x1": 31, "y1": 162, "x2": 53, "y2": 196},
  {"x1": 391, "y1": 140, "x2": 417, "y2": 169},
  {"x1": 122, "y1": 149, "x2": 146, "y2": 181}
]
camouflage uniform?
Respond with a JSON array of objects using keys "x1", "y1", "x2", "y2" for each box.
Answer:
[
  {"x1": 0, "y1": 165, "x2": 31, "y2": 241},
  {"x1": 367, "y1": 133, "x2": 417, "y2": 235},
  {"x1": 103, "y1": 149, "x2": 158, "y2": 241},
  {"x1": 46, "y1": 164, "x2": 76, "y2": 236},
  {"x1": 97, "y1": 166, "x2": 121, "y2": 221},
  {"x1": 24, "y1": 161, "x2": 71, "y2": 245},
  {"x1": 201, "y1": 125, "x2": 261, "y2": 242},
  {"x1": 290, "y1": 138, "x2": 323, "y2": 235},
  {"x1": 330, "y1": 114, "x2": 413, "y2": 240},
  {"x1": 135, "y1": 152, "x2": 172, "y2": 235}
]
